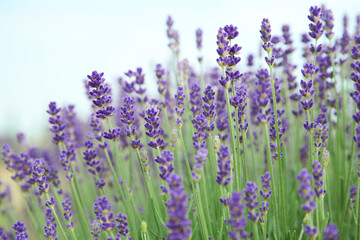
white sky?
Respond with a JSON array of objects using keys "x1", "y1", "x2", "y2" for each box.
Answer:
[{"x1": 0, "y1": 0, "x2": 359, "y2": 140}]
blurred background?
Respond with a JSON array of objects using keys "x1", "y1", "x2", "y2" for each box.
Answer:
[{"x1": 0, "y1": 0, "x2": 359, "y2": 142}]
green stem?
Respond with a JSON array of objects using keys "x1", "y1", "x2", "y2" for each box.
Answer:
[
  {"x1": 69, "y1": 180, "x2": 89, "y2": 238},
  {"x1": 357, "y1": 179, "x2": 360, "y2": 239},
  {"x1": 298, "y1": 227, "x2": 304, "y2": 240},
  {"x1": 200, "y1": 171, "x2": 213, "y2": 237},
  {"x1": 241, "y1": 117, "x2": 251, "y2": 182},
  {"x1": 46, "y1": 193, "x2": 69, "y2": 240},
  {"x1": 70, "y1": 229, "x2": 79, "y2": 240},
  {"x1": 111, "y1": 140, "x2": 139, "y2": 238},
  {"x1": 235, "y1": 106, "x2": 245, "y2": 186},
  {"x1": 134, "y1": 148, "x2": 164, "y2": 238},
  {"x1": 324, "y1": 169, "x2": 332, "y2": 222},
  {"x1": 340, "y1": 120, "x2": 356, "y2": 233},
  {"x1": 224, "y1": 86, "x2": 239, "y2": 191},
  {"x1": 315, "y1": 198, "x2": 320, "y2": 237},
  {"x1": 17, "y1": 184, "x2": 42, "y2": 240},
  {"x1": 179, "y1": 128, "x2": 209, "y2": 239},
  {"x1": 267, "y1": 52, "x2": 286, "y2": 235},
  {"x1": 264, "y1": 123, "x2": 280, "y2": 239}
]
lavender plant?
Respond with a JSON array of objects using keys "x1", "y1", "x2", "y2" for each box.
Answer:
[{"x1": 2, "y1": 5, "x2": 360, "y2": 240}]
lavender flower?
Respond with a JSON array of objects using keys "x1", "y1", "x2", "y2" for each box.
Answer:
[
  {"x1": 62, "y1": 198, "x2": 74, "y2": 229},
  {"x1": 155, "y1": 64, "x2": 167, "y2": 96},
  {"x1": 297, "y1": 169, "x2": 316, "y2": 213},
  {"x1": 32, "y1": 159, "x2": 49, "y2": 196},
  {"x1": 165, "y1": 174, "x2": 191, "y2": 240},
  {"x1": 1, "y1": 146, "x2": 32, "y2": 191},
  {"x1": 12, "y1": 221, "x2": 28, "y2": 240},
  {"x1": 299, "y1": 64, "x2": 317, "y2": 112},
  {"x1": 59, "y1": 149, "x2": 73, "y2": 181},
  {"x1": 0, "y1": 228, "x2": 8, "y2": 240},
  {"x1": 144, "y1": 104, "x2": 166, "y2": 149},
  {"x1": 216, "y1": 25, "x2": 241, "y2": 70},
  {"x1": 90, "y1": 221, "x2": 101, "y2": 240},
  {"x1": 304, "y1": 224, "x2": 319, "y2": 238},
  {"x1": 259, "y1": 201, "x2": 269, "y2": 225},
  {"x1": 140, "y1": 148, "x2": 150, "y2": 179},
  {"x1": 166, "y1": 16, "x2": 180, "y2": 55},
  {"x1": 313, "y1": 123, "x2": 329, "y2": 154},
  {"x1": 86, "y1": 71, "x2": 115, "y2": 119},
  {"x1": 196, "y1": 28, "x2": 203, "y2": 50},
  {"x1": 350, "y1": 185, "x2": 357, "y2": 209},
  {"x1": 227, "y1": 192, "x2": 248, "y2": 239},
  {"x1": 175, "y1": 86, "x2": 185, "y2": 128},
  {"x1": 260, "y1": 172, "x2": 272, "y2": 200},
  {"x1": 254, "y1": 69, "x2": 271, "y2": 125},
  {"x1": 83, "y1": 139, "x2": 105, "y2": 189},
  {"x1": 155, "y1": 151, "x2": 174, "y2": 181},
  {"x1": 312, "y1": 161, "x2": 326, "y2": 198},
  {"x1": 323, "y1": 9, "x2": 334, "y2": 40},
  {"x1": 44, "y1": 210, "x2": 58, "y2": 240},
  {"x1": 124, "y1": 68, "x2": 146, "y2": 95},
  {"x1": 216, "y1": 145, "x2": 231, "y2": 186},
  {"x1": 323, "y1": 223, "x2": 339, "y2": 240},
  {"x1": 115, "y1": 212, "x2": 131, "y2": 239},
  {"x1": 192, "y1": 147, "x2": 208, "y2": 182},
  {"x1": 190, "y1": 83, "x2": 202, "y2": 117},
  {"x1": 260, "y1": 18, "x2": 273, "y2": 53},
  {"x1": 244, "y1": 182, "x2": 260, "y2": 222},
  {"x1": 93, "y1": 196, "x2": 115, "y2": 232},
  {"x1": 308, "y1": 6, "x2": 323, "y2": 40},
  {"x1": 47, "y1": 102, "x2": 66, "y2": 144},
  {"x1": 202, "y1": 86, "x2": 216, "y2": 132}
]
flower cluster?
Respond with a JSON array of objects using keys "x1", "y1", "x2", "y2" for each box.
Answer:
[
  {"x1": 312, "y1": 161, "x2": 326, "y2": 198},
  {"x1": 144, "y1": 104, "x2": 166, "y2": 149},
  {"x1": 83, "y1": 139, "x2": 105, "y2": 189},
  {"x1": 190, "y1": 83, "x2": 202, "y2": 117},
  {"x1": 196, "y1": 28, "x2": 203, "y2": 62},
  {"x1": 32, "y1": 159, "x2": 49, "y2": 196},
  {"x1": 216, "y1": 145, "x2": 231, "y2": 186},
  {"x1": 166, "y1": 16, "x2": 180, "y2": 56},
  {"x1": 323, "y1": 222, "x2": 339, "y2": 240},
  {"x1": 227, "y1": 192, "x2": 248, "y2": 239},
  {"x1": 297, "y1": 169, "x2": 318, "y2": 238},
  {"x1": 155, "y1": 64, "x2": 167, "y2": 96},
  {"x1": 120, "y1": 97, "x2": 141, "y2": 149},
  {"x1": 155, "y1": 151, "x2": 175, "y2": 181},
  {"x1": 165, "y1": 174, "x2": 191, "y2": 240},
  {"x1": 93, "y1": 196, "x2": 115, "y2": 232},
  {"x1": 244, "y1": 182, "x2": 259, "y2": 222},
  {"x1": 62, "y1": 198, "x2": 74, "y2": 229},
  {"x1": 202, "y1": 86, "x2": 216, "y2": 130},
  {"x1": 87, "y1": 71, "x2": 115, "y2": 119},
  {"x1": 47, "y1": 102, "x2": 66, "y2": 144},
  {"x1": 254, "y1": 69, "x2": 271, "y2": 125},
  {"x1": 308, "y1": 6, "x2": 323, "y2": 40},
  {"x1": 216, "y1": 25, "x2": 241, "y2": 78},
  {"x1": 44, "y1": 209, "x2": 58, "y2": 240},
  {"x1": 1, "y1": 145, "x2": 32, "y2": 191},
  {"x1": 123, "y1": 68, "x2": 146, "y2": 96},
  {"x1": 12, "y1": 221, "x2": 29, "y2": 240},
  {"x1": 2, "y1": 6, "x2": 360, "y2": 240},
  {"x1": 115, "y1": 212, "x2": 131, "y2": 239},
  {"x1": 175, "y1": 86, "x2": 186, "y2": 127},
  {"x1": 259, "y1": 172, "x2": 272, "y2": 225}
]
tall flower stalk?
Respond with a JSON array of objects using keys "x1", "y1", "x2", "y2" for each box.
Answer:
[{"x1": 260, "y1": 18, "x2": 286, "y2": 236}]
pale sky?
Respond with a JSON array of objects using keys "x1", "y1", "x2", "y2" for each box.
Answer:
[{"x1": 0, "y1": 0, "x2": 358, "y2": 141}]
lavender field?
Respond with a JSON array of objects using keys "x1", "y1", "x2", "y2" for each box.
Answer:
[{"x1": 1, "y1": 3, "x2": 360, "y2": 240}]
